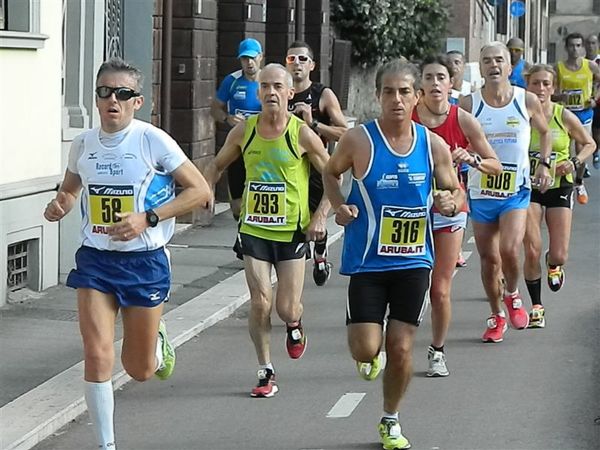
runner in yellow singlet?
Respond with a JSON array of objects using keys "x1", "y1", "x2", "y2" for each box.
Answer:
[
  {"x1": 523, "y1": 64, "x2": 596, "y2": 328},
  {"x1": 204, "y1": 63, "x2": 330, "y2": 398},
  {"x1": 554, "y1": 32, "x2": 600, "y2": 204}
]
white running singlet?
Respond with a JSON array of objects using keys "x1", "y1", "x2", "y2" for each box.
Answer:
[
  {"x1": 67, "y1": 119, "x2": 187, "y2": 251},
  {"x1": 468, "y1": 86, "x2": 531, "y2": 199}
]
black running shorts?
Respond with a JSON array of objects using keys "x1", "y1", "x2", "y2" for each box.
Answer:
[
  {"x1": 237, "y1": 233, "x2": 308, "y2": 264},
  {"x1": 227, "y1": 156, "x2": 246, "y2": 200},
  {"x1": 530, "y1": 185, "x2": 573, "y2": 209},
  {"x1": 346, "y1": 268, "x2": 431, "y2": 327}
]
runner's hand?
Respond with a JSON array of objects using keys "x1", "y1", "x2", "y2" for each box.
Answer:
[
  {"x1": 334, "y1": 204, "x2": 358, "y2": 226},
  {"x1": 44, "y1": 192, "x2": 70, "y2": 222},
  {"x1": 293, "y1": 103, "x2": 313, "y2": 124},
  {"x1": 433, "y1": 190, "x2": 456, "y2": 217},
  {"x1": 108, "y1": 212, "x2": 147, "y2": 241},
  {"x1": 451, "y1": 147, "x2": 472, "y2": 165},
  {"x1": 532, "y1": 165, "x2": 552, "y2": 193},
  {"x1": 306, "y1": 213, "x2": 327, "y2": 242},
  {"x1": 226, "y1": 114, "x2": 245, "y2": 127}
]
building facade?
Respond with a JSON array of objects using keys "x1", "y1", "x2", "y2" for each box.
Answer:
[{"x1": 547, "y1": 0, "x2": 600, "y2": 62}]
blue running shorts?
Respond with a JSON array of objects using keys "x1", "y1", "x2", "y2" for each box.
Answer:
[
  {"x1": 469, "y1": 187, "x2": 530, "y2": 224},
  {"x1": 66, "y1": 246, "x2": 171, "y2": 308}
]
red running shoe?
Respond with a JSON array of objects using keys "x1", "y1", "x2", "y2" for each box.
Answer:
[
  {"x1": 286, "y1": 322, "x2": 307, "y2": 359},
  {"x1": 503, "y1": 291, "x2": 529, "y2": 329},
  {"x1": 482, "y1": 314, "x2": 508, "y2": 343},
  {"x1": 250, "y1": 369, "x2": 278, "y2": 398}
]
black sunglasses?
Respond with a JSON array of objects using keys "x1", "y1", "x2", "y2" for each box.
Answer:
[{"x1": 95, "y1": 86, "x2": 141, "y2": 101}]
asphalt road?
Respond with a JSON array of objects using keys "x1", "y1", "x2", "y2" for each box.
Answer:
[{"x1": 33, "y1": 176, "x2": 600, "y2": 450}]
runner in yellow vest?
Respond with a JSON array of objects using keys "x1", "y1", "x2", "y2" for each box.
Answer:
[
  {"x1": 204, "y1": 63, "x2": 330, "y2": 398},
  {"x1": 524, "y1": 64, "x2": 596, "y2": 328},
  {"x1": 554, "y1": 32, "x2": 600, "y2": 204}
]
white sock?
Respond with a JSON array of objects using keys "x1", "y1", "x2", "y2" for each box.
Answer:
[
  {"x1": 505, "y1": 288, "x2": 518, "y2": 296},
  {"x1": 84, "y1": 380, "x2": 116, "y2": 449},
  {"x1": 259, "y1": 363, "x2": 274, "y2": 372},
  {"x1": 382, "y1": 411, "x2": 398, "y2": 421},
  {"x1": 155, "y1": 334, "x2": 164, "y2": 372},
  {"x1": 497, "y1": 311, "x2": 506, "y2": 318}
]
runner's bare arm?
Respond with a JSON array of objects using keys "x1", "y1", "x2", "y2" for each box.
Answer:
[
  {"x1": 323, "y1": 128, "x2": 365, "y2": 225},
  {"x1": 526, "y1": 91, "x2": 552, "y2": 192},
  {"x1": 300, "y1": 124, "x2": 332, "y2": 221},
  {"x1": 561, "y1": 108, "x2": 597, "y2": 173},
  {"x1": 315, "y1": 88, "x2": 348, "y2": 142},
  {"x1": 430, "y1": 132, "x2": 464, "y2": 217},
  {"x1": 456, "y1": 109, "x2": 502, "y2": 175},
  {"x1": 203, "y1": 122, "x2": 245, "y2": 188},
  {"x1": 43, "y1": 170, "x2": 82, "y2": 222}
]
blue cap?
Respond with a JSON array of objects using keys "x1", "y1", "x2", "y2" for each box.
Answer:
[{"x1": 238, "y1": 38, "x2": 262, "y2": 58}]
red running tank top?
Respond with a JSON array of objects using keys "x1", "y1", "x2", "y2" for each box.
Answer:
[{"x1": 412, "y1": 104, "x2": 469, "y2": 212}]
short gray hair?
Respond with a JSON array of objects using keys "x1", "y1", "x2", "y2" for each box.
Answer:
[
  {"x1": 96, "y1": 58, "x2": 144, "y2": 91},
  {"x1": 479, "y1": 41, "x2": 511, "y2": 63},
  {"x1": 260, "y1": 63, "x2": 293, "y2": 88},
  {"x1": 375, "y1": 58, "x2": 420, "y2": 93}
]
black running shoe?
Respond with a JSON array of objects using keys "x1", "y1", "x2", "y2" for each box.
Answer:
[{"x1": 313, "y1": 254, "x2": 332, "y2": 286}]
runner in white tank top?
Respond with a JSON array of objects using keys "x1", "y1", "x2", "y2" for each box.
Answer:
[{"x1": 459, "y1": 42, "x2": 553, "y2": 344}]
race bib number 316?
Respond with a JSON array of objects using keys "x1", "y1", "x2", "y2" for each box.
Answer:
[
  {"x1": 245, "y1": 181, "x2": 286, "y2": 226},
  {"x1": 378, "y1": 206, "x2": 427, "y2": 256},
  {"x1": 88, "y1": 184, "x2": 135, "y2": 234}
]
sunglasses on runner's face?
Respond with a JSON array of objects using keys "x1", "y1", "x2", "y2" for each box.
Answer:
[
  {"x1": 95, "y1": 86, "x2": 141, "y2": 101},
  {"x1": 286, "y1": 54, "x2": 311, "y2": 64}
]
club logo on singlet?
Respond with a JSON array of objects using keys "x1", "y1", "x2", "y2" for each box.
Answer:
[
  {"x1": 480, "y1": 162, "x2": 518, "y2": 198},
  {"x1": 245, "y1": 181, "x2": 287, "y2": 225},
  {"x1": 378, "y1": 206, "x2": 427, "y2": 256},
  {"x1": 88, "y1": 184, "x2": 134, "y2": 234},
  {"x1": 529, "y1": 151, "x2": 558, "y2": 189}
]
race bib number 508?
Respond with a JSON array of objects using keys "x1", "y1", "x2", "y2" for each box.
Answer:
[
  {"x1": 88, "y1": 184, "x2": 135, "y2": 234},
  {"x1": 378, "y1": 206, "x2": 427, "y2": 256}
]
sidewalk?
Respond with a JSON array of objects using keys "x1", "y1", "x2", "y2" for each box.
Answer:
[{"x1": 0, "y1": 204, "x2": 344, "y2": 450}]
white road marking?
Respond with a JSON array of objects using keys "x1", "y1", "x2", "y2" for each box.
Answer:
[
  {"x1": 326, "y1": 393, "x2": 366, "y2": 418},
  {"x1": 468, "y1": 236, "x2": 475, "y2": 244}
]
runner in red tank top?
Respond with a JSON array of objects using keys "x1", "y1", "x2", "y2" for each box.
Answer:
[{"x1": 412, "y1": 55, "x2": 501, "y2": 377}]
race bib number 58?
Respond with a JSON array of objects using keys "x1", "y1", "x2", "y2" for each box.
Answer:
[
  {"x1": 88, "y1": 184, "x2": 134, "y2": 234},
  {"x1": 245, "y1": 181, "x2": 286, "y2": 226},
  {"x1": 378, "y1": 206, "x2": 427, "y2": 256}
]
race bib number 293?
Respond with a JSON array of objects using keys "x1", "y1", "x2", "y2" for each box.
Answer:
[{"x1": 244, "y1": 181, "x2": 287, "y2": 226}]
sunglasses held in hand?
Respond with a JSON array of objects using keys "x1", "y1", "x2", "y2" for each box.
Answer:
[
  {"x1": 95, "y1": 86, "x2": 141, "y2": 101},
  {"x1": 285, "y1": 54, "x2": 311, "y2": 64}
]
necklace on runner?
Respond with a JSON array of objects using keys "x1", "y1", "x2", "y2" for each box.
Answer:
[{"x1": 423, "y1": 102, "x2": 449, "y2": 116}]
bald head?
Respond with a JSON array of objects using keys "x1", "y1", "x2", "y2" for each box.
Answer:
[{"x1": 507, "y1": 37, "x2": 524, "y2": 66}]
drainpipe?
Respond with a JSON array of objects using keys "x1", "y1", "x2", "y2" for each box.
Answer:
[
  {"x1": 161, "y1": 0, "x2": 173, "y2": 133},
  {"x1": 295, "y1": 0, "x2": 304, "y2": 41}
]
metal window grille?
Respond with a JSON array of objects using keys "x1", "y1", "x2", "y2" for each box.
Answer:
[{"x1": 7, "y1": 241, "x2": 29, "y2": 290}]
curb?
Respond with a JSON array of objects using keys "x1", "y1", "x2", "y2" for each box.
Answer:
[{"x1": 0, "y1": 218, "x2": 344, "y2": 450}]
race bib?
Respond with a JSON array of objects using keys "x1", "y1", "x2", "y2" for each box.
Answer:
[
  {"x1": 88, "y1": 184, "x2": 135, "y2": 234},
  {"x1": 480, "y1": 163, "x2": 517, "y2": 197},
  {"x1": 378, "y1": 206, "x2": 427, "y2": 256},
  {"x1": 529, "y1": 152, "x2": 558, "y2": 189},
  {"x1": 564, "y1": 89, "x2": 583, "y2": 111},
  {"x1": 245, "y1": 181, "x2": 286, "y2": 226}
]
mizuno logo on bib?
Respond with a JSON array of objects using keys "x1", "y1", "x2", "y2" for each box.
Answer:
[
  {"x1": 245, "y1": 181, "x2": 287, "y2": 226},
  {"x1": 88, "y1": 184, "x2": 134, "y2": 234},
  {"x1": 378, "y1": 206, "x2": 427, "y2": 256}
]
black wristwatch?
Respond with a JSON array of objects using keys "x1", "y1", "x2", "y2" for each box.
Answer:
[
  {"x1": 570, "y1": 156, "x2": 582, "y2": 171},
  {"x1": 539, "y1": 157, "x2": 552, "y2": 169},
  {"x1": 470, "y1": 153, "x2": 482, "y2": 169},
  {"x1": 145, "y1": 209, "x2": 159, "y2": 228},
  {"x1": 310, "y1": 119, "x2": 319, "y2": 131}
]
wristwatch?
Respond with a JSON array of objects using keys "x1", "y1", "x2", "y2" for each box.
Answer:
[
  {"x1": 145, "y1": 209, "x2": 159, "y2": 228},
  {"x1": 310, "y1": 119, "x2": 319, "y2": 131},
  {"x1": 539, "y1": 157, "x2": 552, "y2": 169},
  {"x1": 570, "y1": 156, "x2": 582, "y2": 171},
  {"x1": 470, "y1": 153, "x2": 482, "y2": 169}
]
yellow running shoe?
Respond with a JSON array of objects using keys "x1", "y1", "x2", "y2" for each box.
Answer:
[
  {"x1": 378, "y1": 417, "x2": 411, "y2": 449},
  {"x1": 357, "y1": 353, "x2": 383, "y2": 381},
  {"x1": 155, "y1": 319, "x2": 176, "y2": 380}
]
